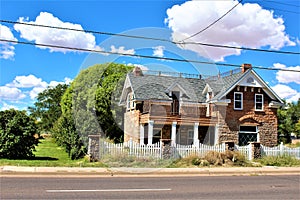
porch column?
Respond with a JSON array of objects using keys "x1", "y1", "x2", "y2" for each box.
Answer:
[
  {"x1": 214, "y1": 125, "x2": 219, "y2": 145},
  {"x1": 148, "y1": 120, "x2": 154, "y2": 145},
  {"x1": 140, "y1": 124, "x2": 144, "y2": 145},
  {"x1": 171, "y1": 121, "x2": 177, "y2": 146},
  {"x1": 193, "y1": 122, "x2": 199, "y2": 147}
]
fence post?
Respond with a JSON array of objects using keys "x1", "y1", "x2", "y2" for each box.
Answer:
[
  {"x1": 280, "y1": 142, "x2": 284, "y2": 156},
  {"x1": 129, "y1": 137, "x2": 133, "y2": 156},
  {"x1": 87, "y1": 135, "x2": 101, "y2": 162}
]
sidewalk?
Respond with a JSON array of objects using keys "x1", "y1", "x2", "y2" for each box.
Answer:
[{"x1": 1, "y1": 166, "x2": 300, "y2": 176}]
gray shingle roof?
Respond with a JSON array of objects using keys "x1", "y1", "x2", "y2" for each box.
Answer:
[
  {"x1": 207, "y1": 71, "x2": 245, "y2": 101},
  {"x1": 127, "y1": 70, "x2": 245, "y2": 103}
]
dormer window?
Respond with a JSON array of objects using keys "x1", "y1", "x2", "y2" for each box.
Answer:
[
  {"x1": 255, "y1": 94, "x2": 263, "y2": 111},
  {"x1": 234, "y1": 92, "x2": 243, "y2": 110}
]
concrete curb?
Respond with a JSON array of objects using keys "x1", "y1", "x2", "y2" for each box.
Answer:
[{"x1": 1, "y1": 166, "x2": 300, "y2": 176}]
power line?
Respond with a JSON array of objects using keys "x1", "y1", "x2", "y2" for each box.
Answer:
[
  {"x1": 181, "y1": 0, "x2": 242, "y2": 42},
  {"x1": 1, "y1": 19, "x2": 299, "y2": 55},
  {"x1": 263, "y1": 0, "x2": 300, "y2": 8},
  {"x1": 263, "y1": 6, "x2": 300, "y2": 14},
  {"x1": 179, "y1": 41, "x2": 300, "y2": 55},
  {"x1": 1, "y1": 38, "x2": 299, "y2": 73}
]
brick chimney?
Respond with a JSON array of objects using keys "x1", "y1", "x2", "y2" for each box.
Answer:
[
  {"x1": 133, "y1": 67, "x2": 143, "y2": 76},
  {"x1": 241, "y1": 63, "x2": 252, "y2": 73}
]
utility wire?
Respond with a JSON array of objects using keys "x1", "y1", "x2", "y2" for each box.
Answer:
[
  {"x1": 263, "y1": 0, "x2": 300, "y2": 8},
  {"x1": 1, "y1": 38, "x2": 300, "y2": 73},
  {"x1": 263, "y1": 6, "x2": 300, "y2": 14},
  {"x1": 181, "y1": 0, "x2": 242, "y2": 42},
  {"x1": 1, "y1": 19, "x2": 299, "y2": 55},
  {"x1": 179, "y1": 41, "x2": 300, "y2": 55}
]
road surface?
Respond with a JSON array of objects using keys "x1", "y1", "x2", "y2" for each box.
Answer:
[{"x1": 1, "y1": 175, "x2": 299, "y2": 199}]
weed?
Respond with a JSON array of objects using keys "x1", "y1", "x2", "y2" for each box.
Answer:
[{"x1": 255, "y1": 154, "x2": 300, "y2": 167}]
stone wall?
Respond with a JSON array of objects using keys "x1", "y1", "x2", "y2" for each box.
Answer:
[
  {"x1": 217, "y1": 86, "x2": 278, "y2": 147},
  {"x1": 88, "y1": 135, "x2": 101, "y2": 161},
  {"x1": 124, "y1": 110, "x2": 140, "y2": 142}
]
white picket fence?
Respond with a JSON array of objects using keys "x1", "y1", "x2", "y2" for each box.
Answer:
[
  {"x1": 97, "y1": 139, "x2": 300, "y2": 160},
  {"x1": 261, "y1": 143, "x2": 300, "y2": 159},
  {"x1": 100, "y1": 140, "x2": 161, "y2": 159},
  {"x1": 173, "y1": 143, "x2": 226, "y2": 158}
]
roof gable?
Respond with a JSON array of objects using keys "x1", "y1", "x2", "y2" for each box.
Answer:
[{"x1": 210, "y1": 69, "x2": 283, "y2": 103}]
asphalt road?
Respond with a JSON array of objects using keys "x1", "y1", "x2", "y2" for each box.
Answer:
[{"x1": 1, "y1": 175, "x2": 299, "y2": 199}]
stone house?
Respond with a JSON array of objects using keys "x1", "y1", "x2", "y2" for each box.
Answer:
[{"x1": 119, "y1": 64, "x2": 283, "y2": 147}]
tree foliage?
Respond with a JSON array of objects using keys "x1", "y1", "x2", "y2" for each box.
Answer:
[
  {"x1": 52, "y1": 63, "x2": 132, "y2": 159},
  {"x1": 0, "y1": 109, "x2": 38, "y2": 159},
  {"x1": 28, "y1": 84, "x2": 68, "y2": 132},
  {"x1": 95, "y1": 63, "x2": 133, "y2": 142},
  {"x1": 278, "y1": 99, "x2": 300, "y2": 143}
]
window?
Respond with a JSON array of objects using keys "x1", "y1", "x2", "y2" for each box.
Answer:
[
  {"x1": 126, "y1": 93, "x2": 135, "y2": 110},
  {"x1": 127, "y1": 93, "x2": 131, "y2": 109},
  {"x1": 239, "y1": 126, "x2": 258, "y2": 146},
  {"x1": 188, "y1": 130, "x2": 194, "y2": 145},
  {"x1": 234, "y1": 92, "x2": 243, "y2": 110},
  {"x1": 171, "y1": 91, "x2": 180, "y2": 115},
  {"x1": 255, "y1": 94, "x2": 263, "y2": 111}
]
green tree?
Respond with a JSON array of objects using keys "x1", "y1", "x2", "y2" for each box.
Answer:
[
  {"x1": 53, "y1": 63, "x2": 132, "y2": 159},
  {"x1": 278, "y1": 99, "x2": 300, "y2": 143},
  {"x1": 0, "y1": 109, "x2": 38, "y2": 159},
  {"x1": 52, "y1": 85, "x2": 86, "y2": 160},
  {"x1": 28, "y1": 84, "x2": 68, "y2": 132},
  {"x1": 95, "y1": 63, "x2": 133, "y2": 142}
]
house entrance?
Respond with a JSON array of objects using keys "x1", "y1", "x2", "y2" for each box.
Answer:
[{"x1": 199, "y1": 126, "x2": 215, "y2": 145}]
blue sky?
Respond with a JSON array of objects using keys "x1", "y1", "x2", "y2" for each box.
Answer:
[{"x1": 0, "y1": 0, "x2": 299, "y2": 110}]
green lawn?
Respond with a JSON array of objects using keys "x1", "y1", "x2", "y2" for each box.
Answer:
[{"x1": 0, "y1": 136, "x2": 105, "y2": 167}]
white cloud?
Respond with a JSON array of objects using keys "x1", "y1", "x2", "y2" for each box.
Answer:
[
  {"x1": 6, "y1": 74, "x2": 47, "y2": 88},
  {"x1": 165, "y1": 0, "x2": 295, "y2": 61},
  {"x1": 48, "y1": 77, "x2": 72, "y2": 88},
  {"x1": 0, "y1": 102, "x2": 18, "y2": 111},
  {"x1": 272, "y1": 84, "x2": 300, "y2": 102},
  {"x1": 110, "y1": 45, "x2": 135, "y2": 55},
  {"x1": 4, "y1": 74, "x2": 72, "y2": 100},
  {"x1": 14, "y1": 12, "x2": 97, "y2": 53},
  {"x1": 0, "y1": 86, "x2": 26, "y2": 101},
  {"x1": 29, "y1": 87, "x2": 45, "y2": 99},
  {"x1": 0, "y1": 24, "x2": 18, "y2": 59},
  {"x1": 273, "y1": 63, "x2": 300, "y2": 84},
  {"x1": 153, "y1": 46, "x2": 165, "y2": 57},
  {"x1": 29, "y1": 76, "x2": 72, "y2": 99}
]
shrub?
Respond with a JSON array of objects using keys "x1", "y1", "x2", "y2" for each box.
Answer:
[
  {"x1": 204, "y1": 151, "x2": 223, "y2": 166},
  {"x1": 0, "y1": 109, "x2": 38, "y2": 159},
  {"x1": 203, "y1": 151, "x2": 248, "y2": 166}
]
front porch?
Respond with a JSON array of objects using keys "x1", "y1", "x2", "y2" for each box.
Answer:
[{"x1": 139, "y1": 120, "x2": 219, "y2": 146}]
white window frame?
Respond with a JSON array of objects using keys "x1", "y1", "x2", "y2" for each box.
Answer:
[
  {"x1": 234, "y1": 92, "x2": 243, "y2": 110},
  {"x1": 239, "y1": 125, "x2": 259, "y2": 145},
  {"x1": 255, "y1": 94, "x2": 264, "y2": 111},
  {"x1": 127, "y1": 93, "x2": 131, "y2": 110},
  {"x1": 126, "y1": 93, "x2": 135, "y2": 110}
]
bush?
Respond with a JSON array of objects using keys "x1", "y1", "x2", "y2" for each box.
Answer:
[
  {"x1": 203, "y1": 150, "x2": 248, "y2": 166},
  {"x1": 0, "y1": 109, "x2": 38, "y2": 159}
]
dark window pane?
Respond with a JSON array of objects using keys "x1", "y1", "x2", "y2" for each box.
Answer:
[
  {"x1": 240, "y1": 126, "x2": 256, "y2": 132},
  {"x1": 235, "y1": 93, "x2": 241, "y2": 100},
  {"x1": 256, "y1": 95, "x2": 262, "y2": 102},
  {"x1": 235, "y1": 102, "x2": 241, "y2": 108},
  {"x1": 256, "y1": 103, "x2": 262, "y2": 110}
]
